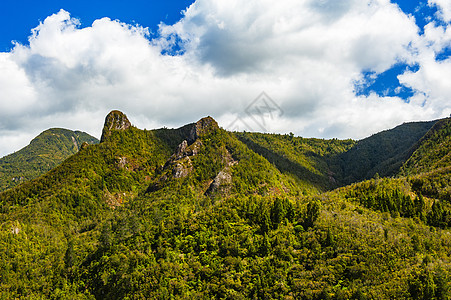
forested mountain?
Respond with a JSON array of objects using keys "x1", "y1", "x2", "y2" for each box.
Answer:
[
  {"x1": 233, "y1": 119, "x2": 441, "y2": 188},
  {"x1": 0, "y1": 111, "x2": 450, "y2": 299},
  {"x1": 0, "y1": 128, "x2": 99, "y2": 191},
  {"x1": 400, "y1": 118, "x2": 451, "y2": 175},
  {"x1": 234, "y1": 132, "x2": 355, "y2": 192},
  {"x1": 335, "y1": 120, "x2": 438, "y2": 184}
]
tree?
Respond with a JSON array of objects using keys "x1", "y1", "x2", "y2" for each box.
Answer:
[
  {"x1": 270, "y1": 197, "x2": 294, "y2": 228},
  {"x1": 100, "y1": 221, "x2": 113, "y2": 248},
  {"x1": 64, "y1": 239, "x2": 75, "y2": 269},
  {"x1": 304, "y1": 200, "x2": 321, "y2": 229},
  {"x1": 428, "y1": 201, "x2": 444, "y2": 227}
]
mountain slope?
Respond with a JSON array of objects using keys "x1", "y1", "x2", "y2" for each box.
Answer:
[
  {"x1": 234, "y1": 132, "x2": 355, "y2": 192},
  {"x1": 0, "y1": 128, "x2": 99, "y2": 191},
  {"x1": 400, "y1": 117, "x2": 451, "y2": 176},
  {"x1": 0, "y1": 112, "x2": 450, "y2": 299},
  {"x1": 0, "y1": 111, "x2": 309, "y2": 298},
  {"x1": 233, "y1": 119, "x2": 440, "y2": 189},
  {"x1": 335, "y1": 120, "x2": 437, "y2": 185}
]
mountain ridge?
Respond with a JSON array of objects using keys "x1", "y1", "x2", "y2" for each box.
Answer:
[
  {"x1": 0, "y1": 111, "x2": 450, "y2": 299},
  {"x1": 0, "y1": 114, "x2": 444, "y2": 194}
]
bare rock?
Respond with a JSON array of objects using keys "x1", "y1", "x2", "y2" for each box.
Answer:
[
  {"x1": 210, "y1": 170, "x2": 232, "y2": 190},
  {"x1": 205, "y1": 148, "x2": 237, "y2": 196},
  {"x1": 101, "y1": 110, "x2": 132, "y2": 142},
  {"x1": 117, "y1": 157, "x2": 129, "y2": 169},
  {"x1": 172, "y1": 157, "x2": 193, "y2": 178},
  {"x1": 80, "y1": 142, "x2": 90, "y2": 150},
  {"x1": 175, "y1": 140, "x2": 188, "y2": 159}
]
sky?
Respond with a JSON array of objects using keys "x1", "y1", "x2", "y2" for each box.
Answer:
[{"x1": 1, "y1": 0, "x2": 451, "y2": 157}]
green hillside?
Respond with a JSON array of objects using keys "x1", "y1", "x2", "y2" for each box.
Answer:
[
  {"x1": 234, "y1": 132, "x2": 355, "y2": 192},
  {"x1": 400, "y1": 118, "x2": 451, "y2": 176},
  {"x1": 0, "y1": 111, "x2": 450, "y2": 299},
  {"x1": 0, "y1": 128, "x2": 99, "y2": 191},
  {"x1": 233, "y1": 119, "x2": 439, "y2": 189},
  {"x1": 335, "y1": 120, "x2": 437, "y2": 185}
]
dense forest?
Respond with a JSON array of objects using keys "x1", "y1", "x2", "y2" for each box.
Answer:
[
  {"x1": 0, "y1": 128, "x2": 98, "y2": 191},
  {"x1": 0, "y1": 111, "x2": 450, "y2": 299}
]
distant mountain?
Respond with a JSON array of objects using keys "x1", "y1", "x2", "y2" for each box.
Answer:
[
  {"x1": 0, "y1": 111, "x2": 450, "y2": 299},
  {"x1": 233, "y1": 120, "x2": 440, "y2": 189},
  {"x1": 334, "y1": 120, "x2": 437, "y2": 184},
  {"x1": 0, "y1": 128, "x2": 98, "y2": 191}
]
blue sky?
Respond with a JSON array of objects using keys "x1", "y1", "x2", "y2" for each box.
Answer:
[
  {"x1": 0, "y1": 0, "x2": 451, "y2": 157},
  {"x1": 358, "y1": 0, "x2": 451, "y2": 99},
  {"x1": 0, "y1": 0, "x2": 194, "y2": 51}
]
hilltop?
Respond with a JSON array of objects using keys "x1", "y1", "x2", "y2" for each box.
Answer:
[{"x1": 0, "y1": 128, "x2": 98, "y2": 191}]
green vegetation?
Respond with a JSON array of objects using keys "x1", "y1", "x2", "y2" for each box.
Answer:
[
  {"x1": 0, "y1": 128, "x2": 98, "y2": 191},
  {"x1": 0, "y1": 111, "x2": 450, "y2": 299},
  {"x1": 337, "y1": 120, "x2": 437, "y2": 184},
  {"x1": 401, "y1": 118, "x2": 451, "y2": 175},
  {"x1": 234, "y1": 132, "x2": 355, "y2": 192}
]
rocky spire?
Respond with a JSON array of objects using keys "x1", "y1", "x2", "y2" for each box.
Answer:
[
  {"x1": 188, "y1": 116, "x2": 219, "y2": 143},
  {"x1": 100, "y1": 110, "x2": 132, "y2": 142}
]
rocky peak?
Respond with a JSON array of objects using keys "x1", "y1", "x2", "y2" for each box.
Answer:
[
  {"x1": 188, "y1": 116, "x2": 219, "y2": 143},
  {"x1": 101, "y1": 110, "x2": 132, "y2": 142}
]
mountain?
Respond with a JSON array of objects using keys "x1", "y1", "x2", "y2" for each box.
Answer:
[
  {"x1": 0, "y1": 111, "x2": 450, "y2": 299},
  {"x1": 0, "y1": 128, "x2": 99, "y2": 192},
  {"x1": 334, "y1": 120, "x2": 438, "y2": 185},
  {"x1": 234, "y1": 132, "x2": 355, "y2": 192},
  {"x1": 233, "y1": 119, "x2": 440, "y2": 188},
  {"x1": 400, "y1": 117, "x2": 451, "y2": 175}
]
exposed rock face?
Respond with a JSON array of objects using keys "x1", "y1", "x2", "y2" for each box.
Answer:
[
  {"x1": 172, "y1": 158, "x2": 193, "y2": 178},
  {"x1": 165, "y1": 139, "x2": 198, "y2": 179},
  {"x1": 208, "y1": 170, "x2": 232, "y2": 191},
  {"x1": 101, "y1": 110, "x2": 132, "y2": 142},
  {"x1": 147, "y1": 116, "x2": 221, "y2": 193},
  {"x1": 117, "y1": 157, "x2": 129, "y2": 169},
  {"x1": 71, "y1": 136, "x2": 78, "y2": 150},
  {"x1": 188, "y1": 116, "x2": 219, "y2": 143},
  {"x1": 80, "y1": 142, "x2": 90, "y2": 150},
  {"x1": 205, "y1": 148, "x2": 237, "y2": 196},
  {"x1": 175, "y1": 140, "x2": 188, "y2": 159}
]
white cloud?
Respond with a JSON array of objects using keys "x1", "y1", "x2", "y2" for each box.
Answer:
[
  {"x1": 429, "y1": 0, "x2": 451, "y2": 23},
  {"x1": 160, "y1": 0, "x2": 416, "y2": 75},
  {"x1": 0, "y1": 53, "x2": 37, "y2": 119},
  {"x1": 397, "y1": 3, "x2": 451, "y2": 118},
  {"x1": 0, "y1": 1, "x2": 450, "y2": 157}
]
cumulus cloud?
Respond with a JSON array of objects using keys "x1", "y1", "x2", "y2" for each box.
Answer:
[
  {"x1": 160, "y1": 0, "x2": 416, "y2": 75},
  {"x1": 398, "y1": 1, "x2": 451, "y2": 117},
  {"x1": 429, "y1": 0, "x2": 451, "y2": 23},
  {"x1": 0, "y1": 1, "x2": 450, "y2": 157}
]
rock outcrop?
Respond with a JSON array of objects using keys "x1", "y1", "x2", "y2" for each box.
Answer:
[
  {"x1": 147, "y1": 116, "x2": 220, "y2": 192},
  {"x1": 188, "y1": 116, "x2": 219, "y2": 144},
  {"x1": 205, "y1": 148, "x2": 237, "y2": 197},
  {"x1": 101, "y1": 110, "x2": 132, "y2": 142}
]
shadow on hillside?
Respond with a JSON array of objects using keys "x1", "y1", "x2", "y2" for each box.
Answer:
[
  {"x1": 332, "y1": 120, "x2": 438, "y2": 185},
  {"x1": 152, "y1": 123, "x2": 196, "y2": 152},
  {"x1": 236, "y1": 136, "x2": 334, "y2": 191}
]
